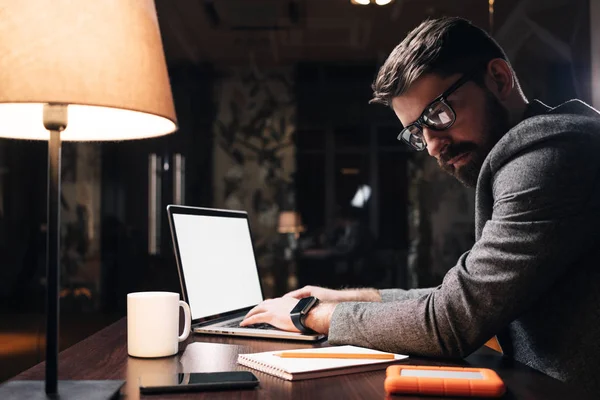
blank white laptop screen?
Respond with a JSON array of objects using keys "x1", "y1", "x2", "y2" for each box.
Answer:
[{"x1": 172, "y1": 213, "x2": 263, "y2": 320}]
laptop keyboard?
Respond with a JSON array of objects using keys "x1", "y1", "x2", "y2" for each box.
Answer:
[{"x1": 221, "y1": 320, "x2": 276, "y2": 330}]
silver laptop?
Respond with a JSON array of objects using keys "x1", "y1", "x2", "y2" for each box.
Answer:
[{"x1": 167, "y1": 205, "x2": 324, "y2": 342}]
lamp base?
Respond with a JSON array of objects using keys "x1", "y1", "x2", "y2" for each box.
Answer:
[{"x1": 0, "y1": 380, "x2": 125, "y2": 399}]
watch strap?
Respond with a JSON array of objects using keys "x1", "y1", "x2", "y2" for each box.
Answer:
[
  {"x1": 291, "y1": 311, "x2": 307, "y2": 333},
  {"x1": 291, "y1": 298, "x2": 319, "y2": 333}
]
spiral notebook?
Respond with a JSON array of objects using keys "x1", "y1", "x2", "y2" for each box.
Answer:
[{"x1": 237, "y1": 345, "x2": 408, "y2": 381}]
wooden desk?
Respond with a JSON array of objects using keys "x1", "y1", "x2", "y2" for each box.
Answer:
[{"x1": 10, "y1": 318, "x2": 591, "y2": 399}]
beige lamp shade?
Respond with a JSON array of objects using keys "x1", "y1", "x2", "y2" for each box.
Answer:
[
  {"x1": 0, "y1": 0, "x2": 177, "y2": 140},
  {"x1": 278, "y1": 211, "x2": 305, "y2": 234}
]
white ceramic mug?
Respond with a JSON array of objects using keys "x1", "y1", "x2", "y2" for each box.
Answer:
[{"x1": 127, "y1": 292, "x2": 191, "y2": 358}]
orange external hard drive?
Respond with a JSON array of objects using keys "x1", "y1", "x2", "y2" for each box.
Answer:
[{"x1": 384, "y1": 365, "x2": 506, "y2": 397}]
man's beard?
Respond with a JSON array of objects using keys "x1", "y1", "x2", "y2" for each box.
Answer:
[{"x1": 438, "y1": 91, "x2": 510, "y2": 188}]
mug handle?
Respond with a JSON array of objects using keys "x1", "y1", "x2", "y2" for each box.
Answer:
[{"x1": 178, "y1": 300, "x2": 191, "y2": 342}]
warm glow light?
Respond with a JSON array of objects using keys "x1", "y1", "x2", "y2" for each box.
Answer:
[
  {"x1": 341, "y1": 168, "x2": 360, "y2": 175},
  {"x1": 0, "y1": 0, "x2": 177, "y2": 141},
  {"x1": 0, "y1": 104, "x2": 176, "y2": 141},
  {"x1": 351, "y1": 0, "x2": 394, "y2": 5},
  {"x1": 278, "y1": 211, "x2": 305, "y2": 234},
  {"x1": 0, "y1": 333, "x2": 45, "y2": 356}
]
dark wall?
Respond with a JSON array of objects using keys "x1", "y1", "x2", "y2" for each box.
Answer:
[
  {"x1": 294, "y1": 63, "x2": 410, "y2": 289},
  {"x1": 295, "y1": 62, "x2": 406, "y2": 241},
  {"x1": 0, "y1": 139, "x2": 47, "y2": 309},
  {"x1": 100, "y1": 64, "x2": 216, "y2": 313}
]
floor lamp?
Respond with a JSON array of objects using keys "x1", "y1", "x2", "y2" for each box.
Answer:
[
  {"x1": 0, "y1": 1, "x2": 177, "y2": 399},
  {"x1": 278, "y1": 211, "x2": 305, "y2": 256}
]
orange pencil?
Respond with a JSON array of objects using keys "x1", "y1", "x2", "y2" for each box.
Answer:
[{"x1": 273, "y1": 352, "x2": 395, "y2": 359}]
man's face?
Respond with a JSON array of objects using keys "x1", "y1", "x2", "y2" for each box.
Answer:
[{"x1": 391, "y1": 73, "x2": 510, "y2": 187}]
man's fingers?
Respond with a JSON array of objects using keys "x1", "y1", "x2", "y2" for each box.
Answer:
[
  {"x1": 243, "y1": 304, "x2": 265, "y2": 319},
  {"x1": 284, "y1": 287, "x2": 311, "y2": 299},
  {"x1": 241, "y1": 308, "x2": 273, "y2": 326},
  {"x1": 240, "y1": 314, "x2": 263, "y2": 326}
]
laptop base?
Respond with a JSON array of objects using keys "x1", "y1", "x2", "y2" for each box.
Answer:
[{"x1": 193, "y1": 326, "x2": 325, "y2": 342}]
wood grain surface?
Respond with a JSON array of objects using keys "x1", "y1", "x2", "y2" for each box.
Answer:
[{"x1": 9, "y1": 318, "x2": 593, "y2": 399}]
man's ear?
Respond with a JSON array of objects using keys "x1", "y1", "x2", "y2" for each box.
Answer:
[{"x1": 485, "y1": 59, "x2": 513, "y2": 100}]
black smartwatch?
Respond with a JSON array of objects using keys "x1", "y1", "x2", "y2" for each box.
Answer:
[{"x1": 290, "y1": 296, "x2": 319, "y2": 333}]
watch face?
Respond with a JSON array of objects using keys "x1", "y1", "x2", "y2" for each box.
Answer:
[{"x1": 292, "y1": 296, "x2": 317, "y2": 315}]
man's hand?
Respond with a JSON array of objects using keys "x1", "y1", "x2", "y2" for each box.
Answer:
[
  {"x1": 240, "y1": 297, "x2": 337, "y2": 335},
  {"x1": 240, "y1": 297, "x2": 300, "y2": 332},
  {"x1": 284, "y1": 285, "x2": 381, "y2": 302}
]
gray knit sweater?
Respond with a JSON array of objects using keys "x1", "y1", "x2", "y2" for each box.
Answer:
[{"x1": 328, "y1": 100, "x2": 600, "y2": 397}]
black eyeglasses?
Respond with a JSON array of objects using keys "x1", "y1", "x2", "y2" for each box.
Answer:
[{"x1": 398, "y1": 74, "x2": 473, "y2": 151}]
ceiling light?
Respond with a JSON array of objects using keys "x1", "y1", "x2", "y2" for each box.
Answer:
[{"x1": 351, "y1": 0, "x2": 394, "y2": 5}]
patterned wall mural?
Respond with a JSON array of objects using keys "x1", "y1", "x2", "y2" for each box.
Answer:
[
  {"x1": 213, "y1": 67, "x2": 296, "y2": 283},
  {"x1": 407, "y1": 152, "x2": 475, "y2": 288}
]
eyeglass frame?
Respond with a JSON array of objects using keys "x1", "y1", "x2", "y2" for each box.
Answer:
[{"x1": 397, "y1": 72, "x2": 474, "y2": 151}]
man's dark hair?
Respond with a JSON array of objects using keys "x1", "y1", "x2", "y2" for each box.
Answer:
[{"x1": 371, "y1": 17, "x2": 510, "y2": 106}]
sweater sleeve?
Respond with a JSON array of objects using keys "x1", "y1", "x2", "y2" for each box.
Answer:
[
  {"x1": 379, "y1": 288, "x2": 435, "y2": 302},
  {"x1": 328, "y1": 133, "x2": 600, "y2": 357}
]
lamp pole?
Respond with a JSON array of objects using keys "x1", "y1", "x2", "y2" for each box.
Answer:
[
  {"x1": 0, "y1": 1, "x2": 177, "y2": 397},
  {"x1": 43, "y1": 104, "x2": 66, "y2": 395}
]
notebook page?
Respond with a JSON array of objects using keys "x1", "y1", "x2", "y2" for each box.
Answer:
[{"x1": 238, "y1": 345, "x2": 408, "y2": 374}]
